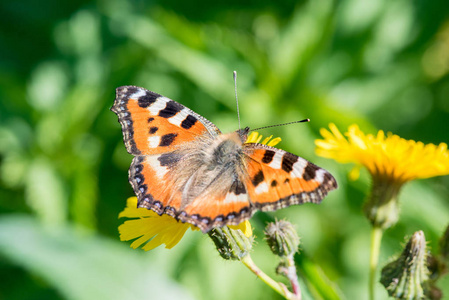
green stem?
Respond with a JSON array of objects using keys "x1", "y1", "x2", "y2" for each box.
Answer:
[
  {"x1": 241, "y1": 255, "x2": 298, "y2": 300},
  {"x1": 286, "y1": 256, "x2": 301, "y2": 299},
  {"x1": 369, "y1": 226, "x2": 383, "y2": 300}
]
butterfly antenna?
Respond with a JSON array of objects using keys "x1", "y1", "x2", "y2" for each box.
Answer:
[
  {"x1": 233, "y1": 71, "x2": 241, "y2": 130},
  {"x1": 251, "y1": 119, "x2": 310, "y2": 132}
]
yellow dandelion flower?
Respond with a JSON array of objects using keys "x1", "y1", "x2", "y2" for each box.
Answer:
[
  {"x1": 315, "y1": 123, "x2": 449, "y2": 229},
  {"x1": 316, "y1": 123, "x2": 449, "y2": 184},
  {"x1": 118, "y1": 132, "x2": 282, "y2": 251}
]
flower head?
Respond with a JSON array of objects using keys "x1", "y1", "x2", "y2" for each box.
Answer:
[
  {"x1": 208, "y1": 226, "x2": 254, "y2": 260},
  {"x1": 315, "y1": 123, "x2": 449, "y2": 184},
  {"x1": 265, "y1": 220, "x2": 300, "y2": 258},
  {"x1": 316, "y1": 123, "x2": 449, "y2": 229}
]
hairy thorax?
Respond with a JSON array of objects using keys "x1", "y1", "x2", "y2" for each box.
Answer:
[{"x1": 171, "y1": 131, "x2": 248, "y2": 207}]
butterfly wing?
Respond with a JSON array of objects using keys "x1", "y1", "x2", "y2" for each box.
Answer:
[
  {"x1": 111, "y1": 86, "x2": 221, "y2": 155},
  {"x1": 112, "y1": 86, "x2": 228, "y2": 230},
  {"x1": 243, "y1": 143, "x2": 337, "y2": 211}
]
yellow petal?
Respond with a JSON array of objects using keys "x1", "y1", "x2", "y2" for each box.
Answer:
[
  {"x1": 117, "y1": 197, "x2": 193, "y2": 250},
  {"x1": 246, "y1": 132, "x2": 260, "y2": 143},
  {"x1": 261, "y1": 135, "x2": 273, "y2": 145},
  {"x1": 267, "y1": 137, "x2": 282, "y2": 147},
  {"x1": 246, "y1": 131, "x2": 282, "y2": 147},
  {"x1": 229, "y1": 220, "x2": 253, "y2": 237},
  {"x1": 348, "y1": 166, "x2": 361, "y2": 181}
]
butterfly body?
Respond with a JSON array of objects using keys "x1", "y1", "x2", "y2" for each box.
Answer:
[{"x1": 112, "y1": 86, "x2": 337, "y2": 232}]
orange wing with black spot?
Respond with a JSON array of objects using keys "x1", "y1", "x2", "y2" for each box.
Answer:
[
  {"x1": 243, "y1": 143, "x2": 337, "y2": 211},
  {"x1": 111, "y1": 86, "x2": 221, "y2": 155}
]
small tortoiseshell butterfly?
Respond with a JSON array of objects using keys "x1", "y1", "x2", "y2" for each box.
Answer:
[{"x1": 112, "y1": 86, "x2": 337, "y2": 232}]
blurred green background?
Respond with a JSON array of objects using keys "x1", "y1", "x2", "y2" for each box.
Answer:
[{"x1": 1, "y1": 0, "x2": 449, "y2": 299}]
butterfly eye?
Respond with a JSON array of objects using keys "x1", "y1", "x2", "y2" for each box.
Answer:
[{"x1": 237, "y1": 127, "x2": 250, "y2": 142}]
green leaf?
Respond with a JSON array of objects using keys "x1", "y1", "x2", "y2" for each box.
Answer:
[
  {"x1": 25, "y1": 158, "x2": 67, "y2": 225},
  {"x1": 0, "y1": 215, "x2": 195, "y2": 300}
]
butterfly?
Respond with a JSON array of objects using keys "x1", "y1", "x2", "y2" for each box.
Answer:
[{"x1": 112, "y1": 86, "x2": 337, "y2": 232}]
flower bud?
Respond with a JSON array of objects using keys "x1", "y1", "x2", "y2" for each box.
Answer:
[
  {"x1": 265, "y1": 220, "x2": 300, "y2": 257},
  {"x1": 208, "y1": 225, "x2": 253, "y2": 260},
  {"x1": 380, "y1": 231, "x2": 430, "y2": 299}
]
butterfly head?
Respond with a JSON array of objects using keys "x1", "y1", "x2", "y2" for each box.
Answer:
[{"x1": 236, "y1": 126, "x2": 250, "y2": 143}]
